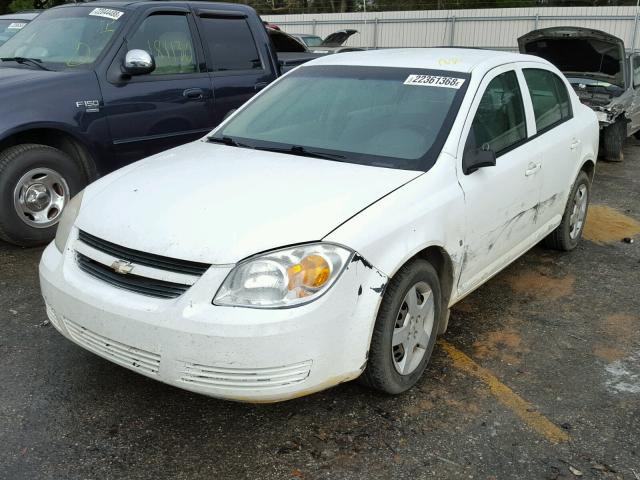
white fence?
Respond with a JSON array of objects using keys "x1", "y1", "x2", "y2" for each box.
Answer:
[{"x1": 262, "y1": 6, "x2": 640, "y2": 52}]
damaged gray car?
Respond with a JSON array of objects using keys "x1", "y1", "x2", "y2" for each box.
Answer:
[{"x1": 519, "y1": 27, "x2": 640, "y2": 161}]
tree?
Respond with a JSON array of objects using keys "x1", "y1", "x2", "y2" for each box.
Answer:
[{"x1": 8, "y1": 0, "x2": 35, "y2": 12}]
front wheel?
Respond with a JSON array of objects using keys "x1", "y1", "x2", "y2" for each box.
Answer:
[
  {"x1": 0, "y1": 144, "x2": 85, "y2": 247},
  {"x1": 602, "y1": 119, "x2": 625, "y2": 162},
  {"x1": 544, "y1": 171, "x2": 591, "y2": 251},
  {"x1": 359, "y1": 259, "x2": 441, "y2": 394}
]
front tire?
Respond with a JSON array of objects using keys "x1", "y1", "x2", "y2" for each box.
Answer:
[
  {"x1": 360, "y1": 259, "x2": 441, "y2": 394},
  {"x1": 602, "y1": 119, "x2": 625, "y2": 162},
  {"x1": 0, "y1": 144, "x2": 85, "y2": 247},
  {"x1": 544, "y1": 171, "x2": 591, "y2": 251}
]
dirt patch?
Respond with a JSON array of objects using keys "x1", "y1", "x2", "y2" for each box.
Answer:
[
  {"x1": 473, "y1": 327, "x2": 529, "y2": 365},
  {"x1": 504, "y1": 268, "x2": 575, "y2": 301},
  {"x1": 593, "y1": 313, "x2": 638, "y2": 361},
  {"x1": 583, "y1": 205, "x2": 640, "y2": 245}
]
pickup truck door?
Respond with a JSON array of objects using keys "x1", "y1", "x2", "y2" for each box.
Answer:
[
  {"x1": 456, "y1": 66, "x2": 542, "y2": 296},
  {"x1": 100, "y1": 8, "x2": 215, "y2": 168},
  {"x1": 194, "y1": 10, "x2": 278, "y2": 125}
]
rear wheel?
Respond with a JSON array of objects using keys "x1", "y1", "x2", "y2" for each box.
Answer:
[
  {"x1": 0, "y1": 144, "x2": 85, "y2": 247},
  {"x1": 602, "y1": 118, "x2": 625, "y2": 162},
  {"x1": 544, "y1": 171, "x2": 590, "y2": 251},
  {"x1": 359, "y1": 259, "x2": 441, "y2": 394}
]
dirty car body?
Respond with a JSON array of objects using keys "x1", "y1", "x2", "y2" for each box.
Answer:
[
  {"x1": 40, "y1": 49, "x2": 598, "y2": 402},
  {"x1": 519, "y1": 27, "x2": 640, "y2": 160}
]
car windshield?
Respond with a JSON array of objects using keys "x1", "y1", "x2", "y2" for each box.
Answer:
[
  {"x1": 213, "y1": 65, "x2": 469, "y2": 171},
  {"x1": 0, "y1": 6, "x2": 125, "y2": 70},
  {"x1": 302, "y1": 36, "x2": 323, "y2": 47},
  {"x1": 0, "y1": 19, "x2": 30, "y2": 46}
]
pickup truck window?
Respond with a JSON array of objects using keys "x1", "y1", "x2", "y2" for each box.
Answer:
[
  {"x1": 128, "y1": 14, "x2": 196, "y2": 75},
  {"x1": 214, "y1": 65, "x2": 469, "y2": 171},
  {"x1": 467, "y1": 70, "x2": 526, "y2": 156},
  {"x1": 523, "y1": 68, "x2": 571, "y2": 133},
  {"x1": 199, "y1": 17, "x2": 262, "y2": 72},
  {"x1": 0, "y1": 6, "x2": 123, "y2": 70}
]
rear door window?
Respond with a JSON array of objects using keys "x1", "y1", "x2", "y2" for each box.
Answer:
[
  {"x1": 198, "y1": 17, "x2": 262, "y2": 72},
  {"x1": 523, "y1": 68, "x2": 572, "y2": 133},
  {"x1": 466, "y1": 70, "x2": 527, "y2": 156}
]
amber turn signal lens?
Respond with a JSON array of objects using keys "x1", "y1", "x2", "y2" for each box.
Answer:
[{"x1": 287, "y1": 254, "x2": 331, "y2": 290}]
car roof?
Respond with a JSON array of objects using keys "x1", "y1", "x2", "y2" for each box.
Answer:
[
  {"x1": 52, "y1": 0, "x2": 256, "y2": 12},
  {"x1": 307, "y1": 48, "x2": 549, "y2": 73},
  {"x1": 0, "y1": 12, "x2": 39, "y2": 20}
]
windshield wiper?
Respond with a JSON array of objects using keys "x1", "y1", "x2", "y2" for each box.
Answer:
[
  {"x1": 255, "y1": 145, "x2": 346, "y2": 161},
  {"x1": 207, "y1": 136, "x2": 253, "y2": 148},
  {"x1": 1, "y1": 57, "x2": 51, "y2": 71}
]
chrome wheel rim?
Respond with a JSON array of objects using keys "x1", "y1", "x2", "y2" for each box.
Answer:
[
  {"x1": 13, "y1": 168, "x2": 69, "y2": 229},
  {"x1": 569, "y1": 184, "x2": 588, "y2": 240},
  {"x1": 392, "y1": 281, "x2": 435, "y2": 375}
]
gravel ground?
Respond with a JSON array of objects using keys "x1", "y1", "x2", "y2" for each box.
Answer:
[{"x1": 1, "y1": 142, "x2": 639, "y2": 480}]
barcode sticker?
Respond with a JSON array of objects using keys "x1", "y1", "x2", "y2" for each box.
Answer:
[
  {"x1": 89, "y1": 8, "x2": 124, "y2": 21},
  {"x1": 404, "y1": 74, "x2": 465, "y2": 89}
]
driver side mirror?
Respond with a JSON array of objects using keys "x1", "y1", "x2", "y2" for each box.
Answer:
[
  {"x1": 463, "y1": 143, "x2": 496, "y2": 175},
  {"x1": 123, "y1": 49, "x2": 155, "y2": 76}
]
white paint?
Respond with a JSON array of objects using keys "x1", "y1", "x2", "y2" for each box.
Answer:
[
  {"x1": 7, "y1": 22, "x2": 26, "y2": 30},
  {"x1": 605, "y1": 352, "x2": 640, "y2": 394},
  {"x1": 40, "y1": 48, "x2": 598, "y2": 401}
]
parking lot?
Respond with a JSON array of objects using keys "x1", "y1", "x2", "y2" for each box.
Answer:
[{"x1": 0, "y1": 137, "x2": 637, "y2": 479}]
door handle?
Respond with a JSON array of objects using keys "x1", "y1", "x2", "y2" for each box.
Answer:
[
  {"x1": 183, "y1": 88, "x2": 204, "y2": 99},
  {"x1": 525, "y1": 162, "x2": 541, "y2": 176},
  {"x1": 570, "y1": 138, "x2": 581, "y2": 150},
  {"x1": 254, "y1": 82, "x2": 268, "y2": 91}
]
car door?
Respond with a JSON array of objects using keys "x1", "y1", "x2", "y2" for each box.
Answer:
[
  {"x1": 628, "y1": 54, "x2": 640, "y2": 135},
  {"x1": 100, "y1": 8, "x2": 215, "y2": 168},
  {"x1": 456, "y1": 66, "x2": 542, "y2": 295},
  {"x1": 194, "y1": 11, "x2": 278, "y2": 126},
  {"x1": 519, "y1": 65, "x2": 579, "y2": 230}
]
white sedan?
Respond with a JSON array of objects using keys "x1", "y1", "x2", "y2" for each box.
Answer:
[{"x1": 40, "y1": 48, "x2": 598, "y2": 402}]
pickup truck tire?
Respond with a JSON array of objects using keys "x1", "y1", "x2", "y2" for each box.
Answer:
[
  {"x1": 0, "y1": 144, "x2": 84, "y2": 247},
  {"x1": 544, "y1": 171, "x2": 590, "y2": 251},
  {"x1": 602, "y1": 119, "x2": 625, "y2": 162},
  {"x1": 359, "y1": 259, "x2": 441, "y2": 394}
]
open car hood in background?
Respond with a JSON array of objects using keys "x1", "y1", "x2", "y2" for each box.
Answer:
[
  {"x1": 518, "y1": 27, "x2": 626, "y2": 87},
  {"x1": 321, "y1": 29, "x2": 358, "y2": 46}
]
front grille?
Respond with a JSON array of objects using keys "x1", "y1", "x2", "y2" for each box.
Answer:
[
  {"x1": 180, "y1": 360, "x2": 312, "y2": 390},
  {"x1": 77, "y1": 253, "x2": 190, "y2": 299},
  {"x1": 78, "y1": 230, "x2": 210, "y2": 276},
  {"x1": 65, "y1": 319, "x2": 161, "y2": 375}
]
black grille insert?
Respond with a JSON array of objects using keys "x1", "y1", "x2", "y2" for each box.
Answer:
[
  {"x1": 76, "y1": 253, "x2": 190, "y2": 299},
  {"x1": 78, "y1": 230, "x2": 210, "y2": 276}
]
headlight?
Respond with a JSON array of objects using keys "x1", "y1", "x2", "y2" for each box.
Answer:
[
  {"x1": 214, "y1": 243, "x2": 353, "y2": 308},
  {"x1": 54, "y1": 190, "x2": 84, "y2": 253}
]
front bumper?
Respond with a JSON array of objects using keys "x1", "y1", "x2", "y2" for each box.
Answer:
[{"x1": 39, "y1": 240, "x2": 387, "y2": 402}]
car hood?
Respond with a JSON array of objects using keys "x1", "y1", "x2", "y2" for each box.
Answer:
[
  {"x1": 321, "y1": 29, "x2": 358, "y2": 46},
  {"x1": 76, "y1": 141, "x2": 421, "y2": 265},
  {"x1": 0, "y1": 65, "x2": 92, "y2": 90},
  {"x1": 518, "y1": 27, "x2": 625, "y2": 87}
]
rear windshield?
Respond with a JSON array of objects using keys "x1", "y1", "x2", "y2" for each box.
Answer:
[{"x1": 213, "y1": 65, "x2": 469, "y2": 171}]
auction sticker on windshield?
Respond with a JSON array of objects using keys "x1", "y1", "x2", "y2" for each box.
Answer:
[
  {"x1": 404, "y1": 74, "x2": 465, "y2": 89},
  {"x1": 89, "y1": 8, "x2": 124, "y2": 20},
  {"x1": 7, "y1": 23, "x2": 27, "y2": 30}
]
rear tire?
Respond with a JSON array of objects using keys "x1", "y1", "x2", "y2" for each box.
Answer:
[
  {"x1": 602, "y1": 119, "x2": 625, "y2": 162},
  {"x1": 543, "y1": 171, "x2": 591, "y2": 251},
  {"x1": 0, "y1": 144, "x2": 85, "y2": 247},
  {"x1": 359, "y1": 259, "x2": 441, "y2": 394}
]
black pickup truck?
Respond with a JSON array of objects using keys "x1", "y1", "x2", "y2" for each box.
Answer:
[{"x1": 0, "y1": 0, "x2": 313, "y2": 246}]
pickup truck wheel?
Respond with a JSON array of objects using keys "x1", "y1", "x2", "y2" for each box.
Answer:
[
  {"x1": 359, "y1": 259, "x2": 441, "y2": 394},
  {"x1": 0, "y1": 144, "x2": 84, "y2": 247},
  {"x1": 543, "y1": 171, "x2": 590, "y2": 251},
  {"x1": 602, "y1": 119, "x2": 625, "y2": 162}
]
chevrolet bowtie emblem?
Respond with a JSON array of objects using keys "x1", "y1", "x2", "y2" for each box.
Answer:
[{"x1": 111, "y1": 260, "x2": 134, "y2": 275}]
